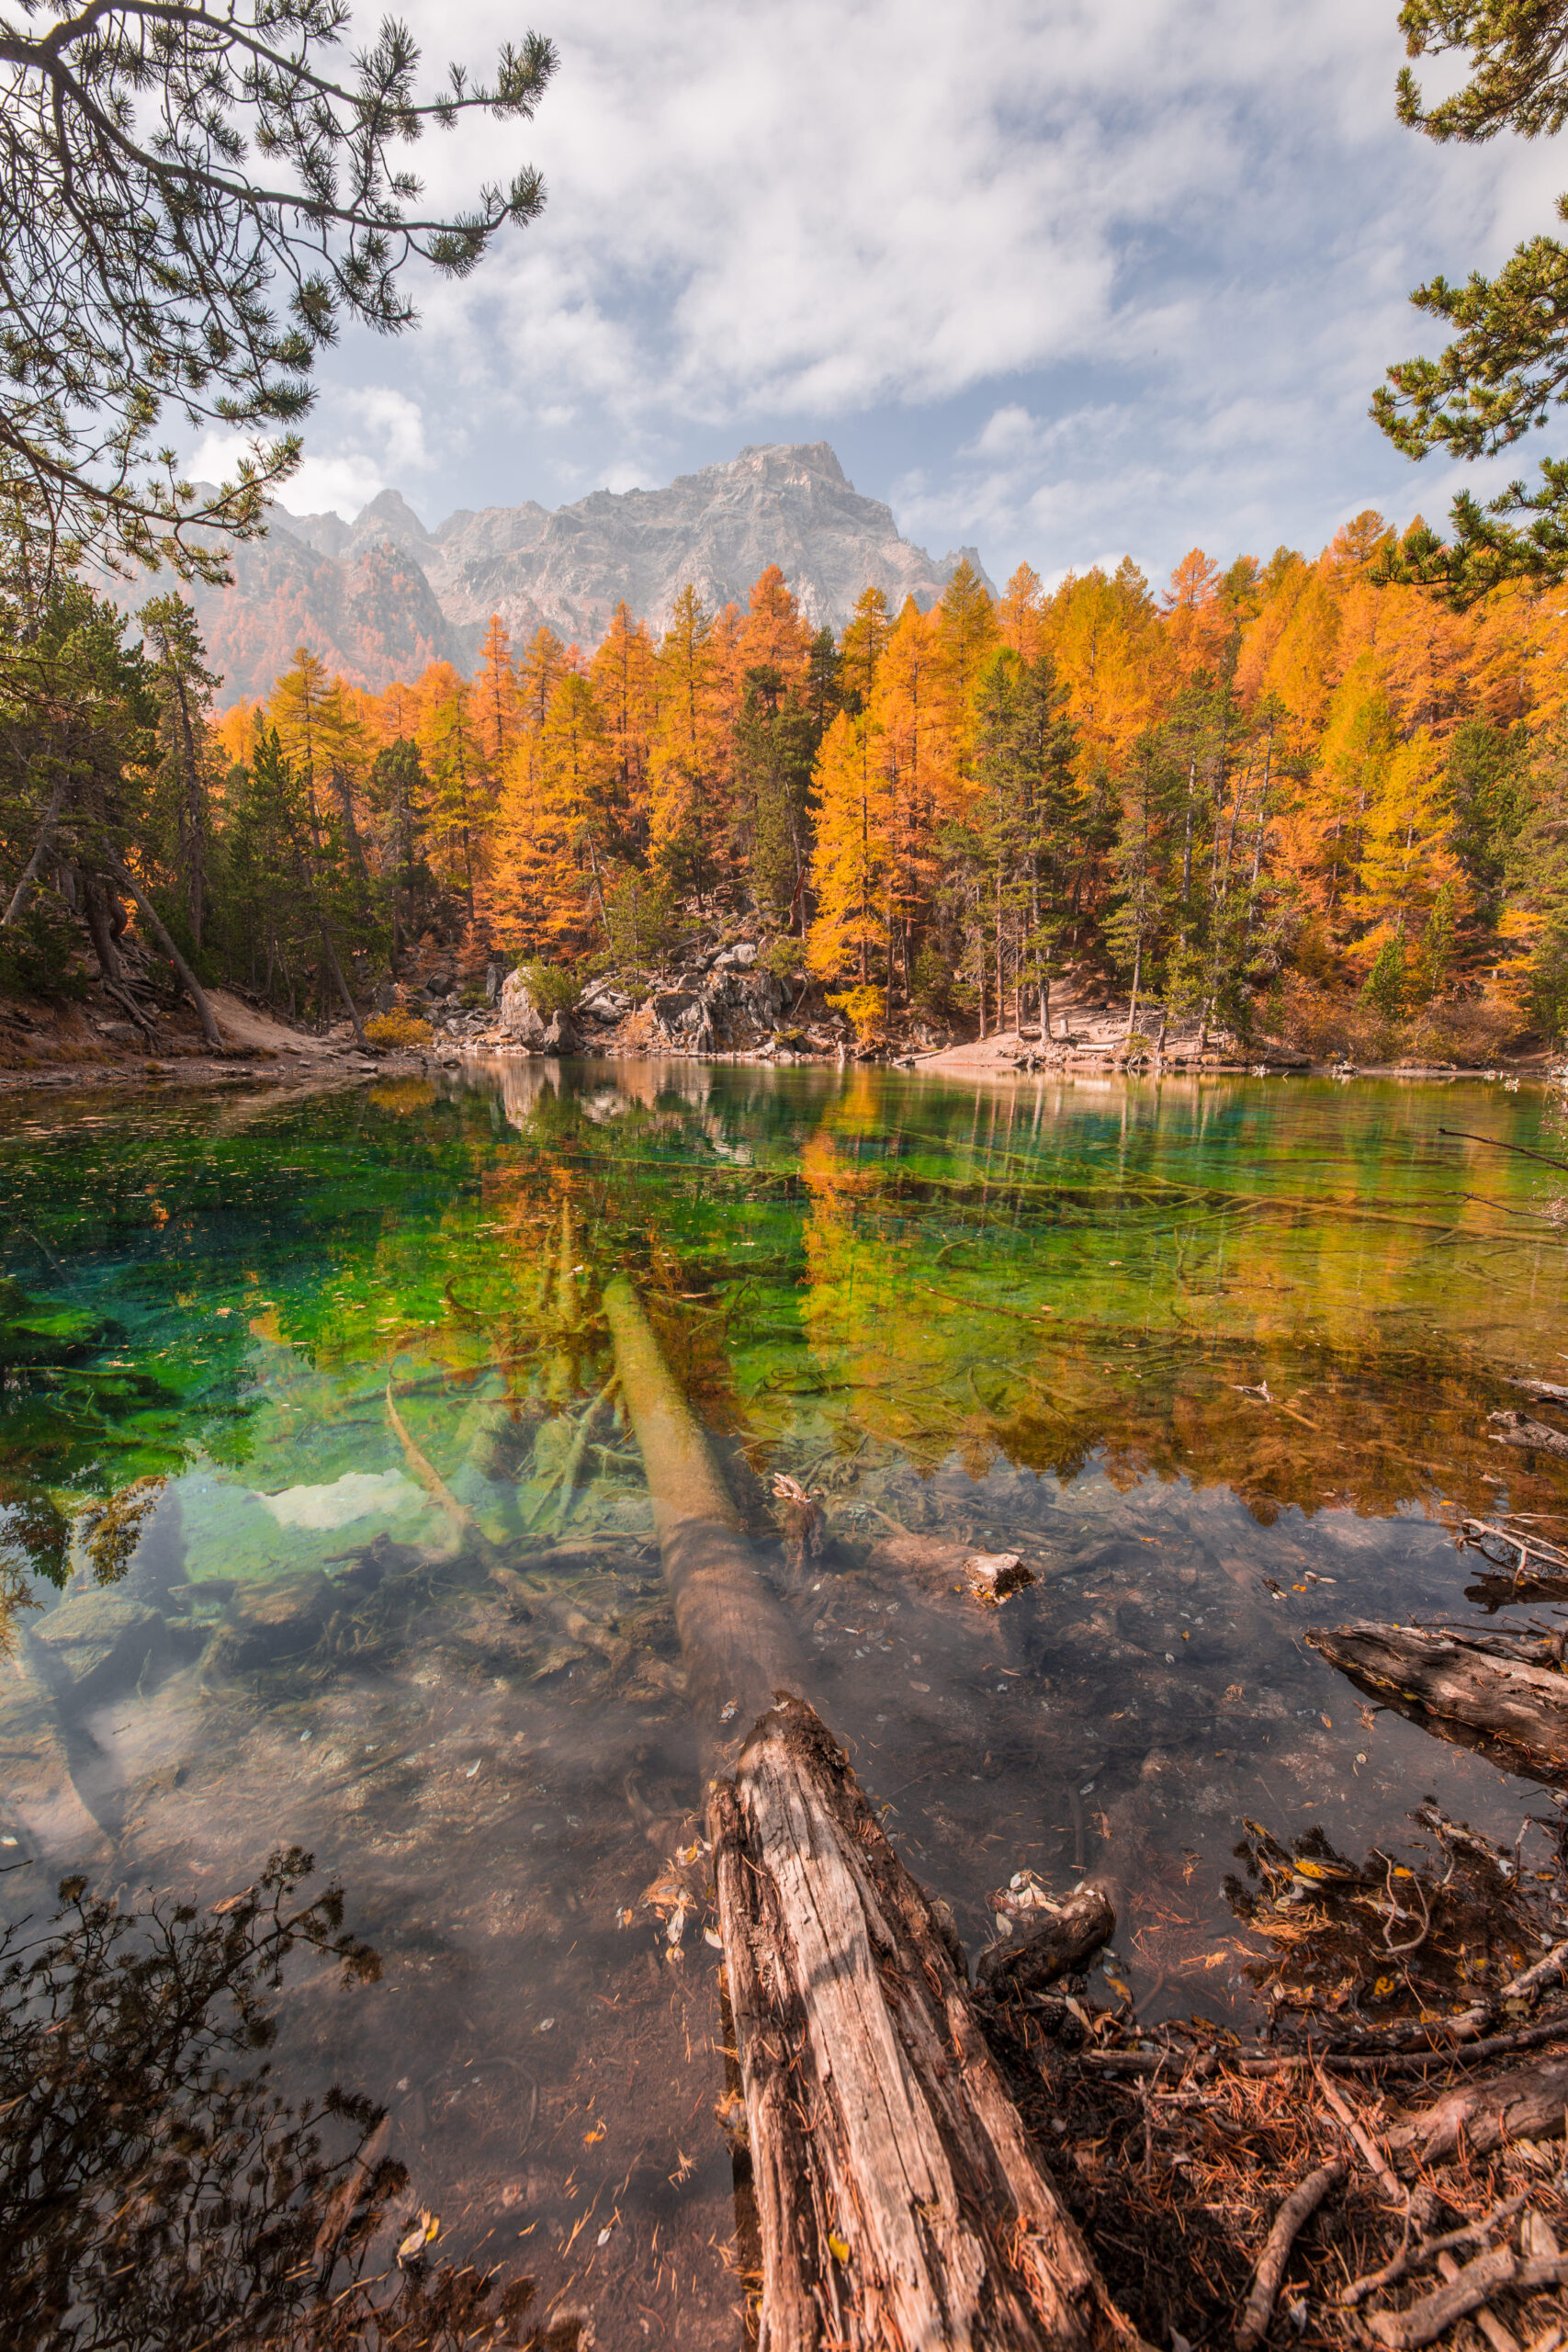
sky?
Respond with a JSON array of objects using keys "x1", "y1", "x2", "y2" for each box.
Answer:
[{"x1": 191, "y1": 0, "x2": 1568, "y2": 594}]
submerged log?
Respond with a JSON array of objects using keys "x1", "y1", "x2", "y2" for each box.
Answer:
[
  {"x1": 1305, "y1": 1621, "x2": 1568, "y2": 1781},
  {"x1": 710, "y1": 1694, "x2": 1146, "y2": 2352},
  {"x1": 601, "y1": 1275, "x2": 804, "y2": 1749},
  {"x1": 976, "y1": 1883, "x2": 1116, "y2": 1999},
  {"x1": 1490, "y1": 1408, "x2": 1568, "y2": 1460}
]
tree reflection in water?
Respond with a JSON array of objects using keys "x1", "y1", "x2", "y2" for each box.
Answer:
[{"x1": 0, "y1": 1848, "x2": 539, "y2": 2351}]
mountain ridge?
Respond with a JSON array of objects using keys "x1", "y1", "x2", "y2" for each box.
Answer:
[{"x1": 186, "y1": 441, "x2": 994, "y2": 704}]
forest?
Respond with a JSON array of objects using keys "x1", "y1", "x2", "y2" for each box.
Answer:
[{"x1": 2, "y1": 509, "x2": 1565, "y2": 1062}]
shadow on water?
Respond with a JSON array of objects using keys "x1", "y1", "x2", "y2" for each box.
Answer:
[
  {"x1": 0, "y1": 1059, "x2": 1565, "y2": 2343},
  {"x1": 0, "y1": 1848, "x2": 543, "y2": 2351}
]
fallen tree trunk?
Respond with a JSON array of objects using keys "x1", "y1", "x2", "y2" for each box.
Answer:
[
  {"x1": 1385, "y1": 2056, "x2": 1568, "y2": 2168},
  {"x1": 1305, "y1": 1621, "x2": 1568, "y2": 1782},
  {"x1": 711, "y1": 1695, "x2": 1147, "y2": 2352},
  {"x1": 601, "y1": 1273, "x2": 804, "y2": 1753},
  {"x1": 977, "y1": 1883, "x2": 1116, "y2": 1999},
  {"x1": 1490, "y1": 1408, "x2": 1568, "y2": 1460},
  {"x1": 606, "y1": 1278, "x2": 1140, "y2": 2349}
]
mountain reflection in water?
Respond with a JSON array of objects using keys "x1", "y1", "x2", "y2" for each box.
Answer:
[{"x1": 0, "y1": 1061, "x2": 1564, "y2": 2348}]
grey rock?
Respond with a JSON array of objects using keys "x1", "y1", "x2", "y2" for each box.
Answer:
[
  {"x1": 540, "y1": 1010, "x2": 580, "y2": 1056},
  {"x1": 173, "y1": 443, "x2": 998, "y2": 702},
  {"x1": 579, "y1": 990, "x2": 628, "y2": 1023},
  {"x1": 207, "y1": 1572, "x2": 331, "y2": 1675},
  {"x1": 651, "y1": 989, "x2": 704, "y2": 1037},
  {"x1": 33, "y1": 1593, "x2": 167, "y2": 1707},
  {"x1": 498, "y1": 970, "x2": 547, "y2": 1047}
]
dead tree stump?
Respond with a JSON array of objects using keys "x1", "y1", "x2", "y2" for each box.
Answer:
[{"x1": 710, "y1": 1694, "x2": 1148, "y2": 2352}]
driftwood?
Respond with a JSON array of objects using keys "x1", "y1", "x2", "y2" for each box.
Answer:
[
  {"x1": 1386, "y1": 2058, "x2": 1568, "y2": 2168},
  {"x1": 1366, "y1": 2245, "x2": 1568, "y2": 2350},
  {"x1": 1305, "y1": 1621, "x2": 1568, "y2": 1782},
  {"x1": 605, "y1": 1283, "x2": 1142, "y2": 2349},
  {"x1": 1437, "y1": 1126, "x2": 1568, "y2": 1176},
  {"x1": 601, "y1": 1275, "x2": 804, "y2": 1747},
  {"x1": 710, "y1": 1695, "x2": 1146, "y2": 2352},
  {"x1": 1491, "y1": 1409, "x2": 1568, "y2": 1461},
  {"x1": 977, "y1": 1884, "x2": 1117, "y2": 1998},
  {"x1": 1235, "y1": 2158, "x2": 1347, "y2": 2352}
]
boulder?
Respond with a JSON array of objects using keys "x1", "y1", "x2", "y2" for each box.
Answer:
[
  {"x1": 540, "y1": 1009, "x2": 580, "y2": 1056},
  {"x1": 651, "y1": 989, "x2": 705, "y2": 1036},
  {"x1": 32, "y1": 1593, "x2": 167, "y2": 1708},
  {"x1": 205, "y1": 1571, "x2": 331, "y2": 1675},
  {"x1": 498, "y1": 970, "x2": 547, "y2": 1047}
]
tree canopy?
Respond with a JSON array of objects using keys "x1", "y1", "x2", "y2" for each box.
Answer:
[
  {"x1": 0, "y1": 2, "x2": 557, "y2": 583},
  {"x1": 1375, "y1": 2, "x2": 1568, "y2": 597}
]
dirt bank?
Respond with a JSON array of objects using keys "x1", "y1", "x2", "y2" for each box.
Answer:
[{"x1": 0, "y1": 987, "x2": 423, "y2": 1098}]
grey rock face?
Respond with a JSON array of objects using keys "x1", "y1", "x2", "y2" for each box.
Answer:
[
  {"x1": 498, "y1": 971, "x2": 547, "y2": 1047},
  {"x1": 186, "y1": 443, "x2": 996, "y2": 702},
  {"x1": 539, "y1": 1010, "x2": 580, "y2": 1057}
]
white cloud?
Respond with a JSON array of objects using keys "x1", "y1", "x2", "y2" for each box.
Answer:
[{"x1": 182, "y1": 0, "x2": 1568, "y2": 571}]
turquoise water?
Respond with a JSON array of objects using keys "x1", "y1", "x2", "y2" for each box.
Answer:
[{"x1": 2, "y1": 1058, "x2": 1566, "y2": 2346}]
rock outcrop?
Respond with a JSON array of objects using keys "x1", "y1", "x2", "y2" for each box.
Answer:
[{"x1": 181, "y1": 444, "x2": 997, "y2": 702}]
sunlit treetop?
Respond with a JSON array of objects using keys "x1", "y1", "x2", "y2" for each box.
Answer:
[{"x1": 1396, "y1": 0, "x2": 1568, "y2": 140}]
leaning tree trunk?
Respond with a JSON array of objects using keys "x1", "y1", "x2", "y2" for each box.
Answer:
[
  {"x1": 104, "y1": 854, "x2": 224, "y2": 1050},
  {"x1": 712, "y1": 1696, "x2": 1148, "y2": 2352},
  {"x1": 603, "y1": 1273, "x2": 1143, "y2": 2352}
]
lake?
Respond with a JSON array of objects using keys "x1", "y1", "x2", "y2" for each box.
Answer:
[{"x1": 2, "y1": 1058, "x2": 1564, "y2": 2348}]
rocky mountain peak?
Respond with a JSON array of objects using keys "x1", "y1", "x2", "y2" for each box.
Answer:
[{"x1": 188, "y1": 443, "x2": 995, "y2": 703}]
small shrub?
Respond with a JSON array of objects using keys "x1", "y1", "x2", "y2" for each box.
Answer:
[
  {"x1": 828, "y1": 984, "x2": 885, "y2": 1043},
  {"x1": 517, "y1": 961, "x2": 581, "y2": 1017},
  {"x1": 1360, "y1": 934, "x2": 1408, "y2": 1020},
  {"x1": 364, "y1": 1009, "x2": 433, "y2": 1050},
  {"x1": 910, "y1": 944, "x2": 952, "y2": 1014}
]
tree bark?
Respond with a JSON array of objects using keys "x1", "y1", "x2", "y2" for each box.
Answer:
[
  {"x1": 1385, "y1": 2058, "x2": 1568, "y2": 2169},
  {"x1": 1, "y1": 777, "x2": 67, "y2": 930},
  {"x1": 711, "y1": 1695, "x2": 1149, "y2": 2352}
]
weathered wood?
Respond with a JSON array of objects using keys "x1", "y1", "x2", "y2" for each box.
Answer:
[
  {"x1": 1305, "y1": 1621, "x2": 1568, "y2": 1782},
  {"x1": 602, "y1": 1275, "x2": 804, "y2": 1749},
  {"x1": 977, "y1": 1884, "x2": 1116, "y2": 1998},
  {"x1": 1491, "y1": 1409, "x2": 1568, "y2": 1460},
  {"x1": 710, "y1": 1694, "x2": 1148, "y2": 2352},
  {"x1": 1385, "y1": 2057, "x2": 1568, "y2": 2168},
  {"x1": 1235, "y1": 2158, "x2": 1346, "y2": 2352},
  {"x1": 1366, "y1": 2248, "x2": 1568, "y2": 2350}
]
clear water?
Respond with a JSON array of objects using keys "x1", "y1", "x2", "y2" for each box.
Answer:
[{"x1": 3, "y1": 1058, "x2": 1566, "y2": 2346}]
